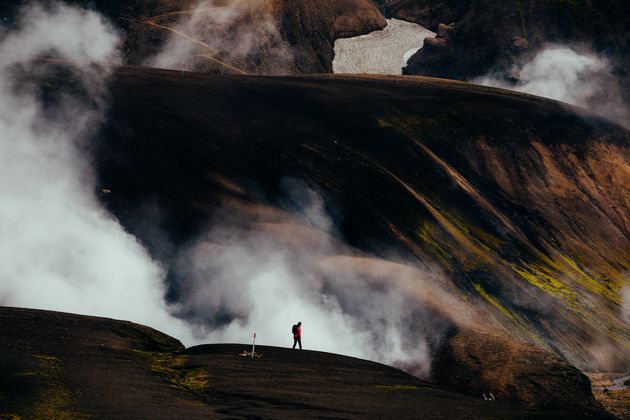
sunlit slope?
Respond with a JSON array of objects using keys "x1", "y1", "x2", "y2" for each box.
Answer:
[{"x1": 98, "y1": 67, "x2": 630, "y2": 369}]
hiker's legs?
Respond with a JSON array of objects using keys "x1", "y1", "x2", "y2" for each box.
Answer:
[
  {"x1": 293, "y1": 338, "x2": 297, "y2": 349},
  {"x1": 297, "y1": 337, "x2": 302, "y2": 350}
]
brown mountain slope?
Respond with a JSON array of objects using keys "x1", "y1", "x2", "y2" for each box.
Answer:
[
  {"x1": 0, "y1": 306, "x2": 610, "y2": 418},
  {"x1": 91, "y1": 67, "x2": 630, "y2": 371},
  {"x1": 276, "y1": 0, "x2": 386, "y2": 73},
  {"x1": 0, "y1": 0, "x2": 386, "y2": 74}
]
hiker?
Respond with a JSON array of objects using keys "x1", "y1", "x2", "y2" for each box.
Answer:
[{"x1": 291, "y1": 322, "x2": 302, "y2": 350}]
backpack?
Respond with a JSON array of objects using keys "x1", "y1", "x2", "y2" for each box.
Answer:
[{"x1": 292, "y1": 324, "x2": 298, "y2": 335}]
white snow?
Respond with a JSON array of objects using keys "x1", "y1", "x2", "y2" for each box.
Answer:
[{"x1": 333, "y1": 18, "x2": 435, "y2": 75}]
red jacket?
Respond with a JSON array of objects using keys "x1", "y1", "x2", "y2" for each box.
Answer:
[{"x1": 294, "y1": 326, "x2": 302, "y2": 338}]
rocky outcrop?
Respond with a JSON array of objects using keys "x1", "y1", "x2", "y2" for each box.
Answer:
[
  {"x1": 422, "y1": 22, "x2": 454, "y2": 50},
  {"x1": 432, "y1": 328, "x2": 611, "y2": 417},
  {"x1": 376, "y1": 0, "x2": 630, "y2": 98},
  {"x1": 276, "y1": 0, "x2": 387, "y2": 73}
]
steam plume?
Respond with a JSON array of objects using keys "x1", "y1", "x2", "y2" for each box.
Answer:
[
  {"x1": 145, "y1": 0, "x2": 294, "y2": 75},
  {"x1": 0, "y1": 2, "x2": 192, "y2": 341},
  {"x1": 474, "y1": 46, "x2": 630, "y2": 129},
  {"x1": 168, "y1": 185, "x2": 473, "y2": 377}
]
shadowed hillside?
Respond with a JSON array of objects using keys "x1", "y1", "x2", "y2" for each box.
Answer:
[
  {"x1": 375, "y1": 0, "x2": 630, "y2": 96},
  {"x1": 91, "y1": 66, "x2": 630, "y2": 372},
  {"x1": 0, "y1": 0, "x2": 386, "y2": 74},
  {"x1": 3, "y1": 1, "x2": 628, "y2": 82},
  {"x1": 0, "y1": 306, "x2": 611, "y2": 418}
]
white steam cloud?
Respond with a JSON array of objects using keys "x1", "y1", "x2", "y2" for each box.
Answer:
[
  {"x1": 169, "y1": 187, "x2": 470, "y2": 377},
  {"x1": 146, "y1": 0, "x2": 294, "y2": 75},
  {"x1": 0, "y1": 2, "x2": 192, "y2": 342},
  {"x1": 474, "y1": 46, "x2": 630, "y2": 129}
]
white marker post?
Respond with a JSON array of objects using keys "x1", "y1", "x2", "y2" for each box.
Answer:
[{"x1": 252, "y1": 332, "x2": 256, "y2": 358}]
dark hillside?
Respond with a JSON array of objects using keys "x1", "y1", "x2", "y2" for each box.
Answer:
[
  {"x1": 0, "y1": 306, "x2": 611, "y2": 418},
  {"x1": 0, "y1": 0, "x2": 386, "y2": 74},
  {"x1": 94, "y1": 66, "x2": 630, "y2": 371},
  {"x1": 376, "y1": 0, "x2": 630, "y2": 95},
  {"x1": 0, "y1": 306, "x2": 214, "y2": 419}
]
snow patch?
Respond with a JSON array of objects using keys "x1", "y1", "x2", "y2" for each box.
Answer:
[{"x1": 333, "y1": 19, "x2": 435, "y2": 75}]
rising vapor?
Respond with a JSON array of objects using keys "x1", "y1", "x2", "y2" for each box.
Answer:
[
  {"x1": 0, "y1": 2, "x2": 192, "y2": 342},
  {"x1": 474, "y1": 46, "x2": 630, "y2": 129},
  {"x1": 168, "y1": 184, "x2": 475, "y2": 377},
  {"x1": 145, "y1": 0, "x2": 294, "y2": 75}
]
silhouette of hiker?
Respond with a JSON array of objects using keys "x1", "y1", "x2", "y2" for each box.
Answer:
[{"x1": 292, "y1": 322, "x2": 302, "y2": 350}]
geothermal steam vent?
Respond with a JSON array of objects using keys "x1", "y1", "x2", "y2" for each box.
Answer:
[{"x1": 333, "y1": 19, "x2": 435, "y2": 75}]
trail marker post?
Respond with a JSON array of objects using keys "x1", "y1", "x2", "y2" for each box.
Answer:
[{"x1": 252, "y1": 332, "x2": 256, "y2": 358}]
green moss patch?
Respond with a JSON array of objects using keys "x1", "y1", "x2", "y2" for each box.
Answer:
[
  {"x1": 474, "y1": 283, "x2": 519, "y2": 322},
  {"x1": 134, "y1": 350, "x2": 210, "y2": 395},
  {"x1": 513, "y1": 263, "x2": 578, "y2": 307},
  {"x1": 8, "y1": 355, "x2": 85, "y2": 419}
]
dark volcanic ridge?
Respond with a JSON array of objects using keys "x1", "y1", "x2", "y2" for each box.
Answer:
[{"x1": 0, "y1": 306, "x2": 612, "y2": 418}]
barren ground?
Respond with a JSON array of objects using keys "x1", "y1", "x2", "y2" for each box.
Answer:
[{"x1": 0, "y1": 306, "x2": 604, "y2": 419}]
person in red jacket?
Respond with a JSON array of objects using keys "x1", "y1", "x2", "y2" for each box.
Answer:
[{"x1": 291, "y1": 322, "x2": 302, "y2": 350}]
